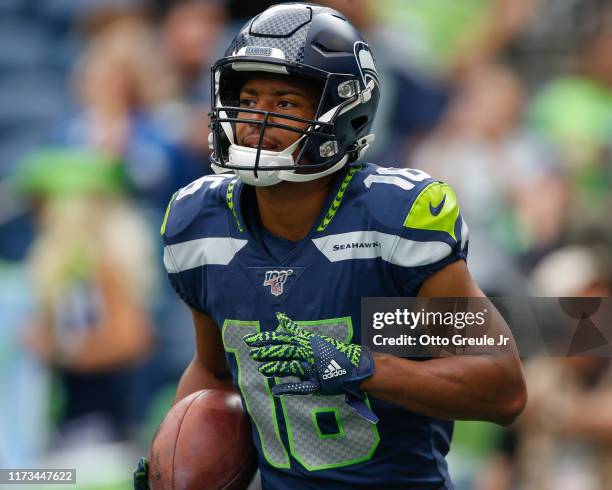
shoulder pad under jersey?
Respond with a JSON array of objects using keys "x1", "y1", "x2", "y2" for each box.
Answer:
[
  {"x1": 161, "y1": 174, "x2": 235, "y2": 244},
  {"x1": 354, "y1": 163, "x2": 467, "y2": 246}
]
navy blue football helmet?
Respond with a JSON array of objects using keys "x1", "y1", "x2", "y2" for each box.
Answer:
[{"x1": 209, "y1": 2, "x2": 380, "y2": 186}]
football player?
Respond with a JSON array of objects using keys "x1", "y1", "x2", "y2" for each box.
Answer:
[{"x1": 136, "y1": 3, "x2": 527, "y2": 489}]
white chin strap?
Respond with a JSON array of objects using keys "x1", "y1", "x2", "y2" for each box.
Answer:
[
  {"x1": 211, "y1": 81, "x2": 376, "y2": 186},
  {"x1": 212, "y1": 141, "x2": 350, "y2": 186},
  {"x1": 211, "y1": 123, "x2": 350, "y2": 187}
]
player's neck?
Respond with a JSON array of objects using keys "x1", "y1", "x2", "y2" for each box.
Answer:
[{"x1": 254, "y1": 176, "x2": 336, "y2": 242}]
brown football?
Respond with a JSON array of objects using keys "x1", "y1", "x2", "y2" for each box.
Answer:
[{"x1": 148, "y1": 389, "x2": 257, "y2": 490}]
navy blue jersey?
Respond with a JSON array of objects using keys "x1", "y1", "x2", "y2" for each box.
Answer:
[{"x1": 162, "y1": 163, "x2": 469, "y2": 489}]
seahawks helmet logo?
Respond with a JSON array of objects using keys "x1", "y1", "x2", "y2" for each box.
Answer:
[{"x1": 354, "y1": 42, "x2": 379, "y2": 88}]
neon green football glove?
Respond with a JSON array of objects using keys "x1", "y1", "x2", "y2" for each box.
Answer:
[{"x1": 244, "y1": 313, "x2": 378, "y2": 423}]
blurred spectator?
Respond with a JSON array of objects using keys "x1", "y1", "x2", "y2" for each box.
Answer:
[
  {"x1": 476, "y1": 246, "x2": 612, "y2": 490},
  {"x1": 16, "y1": 148, "x2": 158, "y2": 444},
  {"x1": 379, "y1": 0, "x2": 540, "y2": 79},
  {"x1": 530, "y1": 245, "x2": 612, "y2": 297},
  {"x1": 160, "y1": 0, "x2": 228, "y2": 102},
  {"x1": 315, "y1": 0, "x2": 450, "y2": 164},
  {"x1": 527, "y1": 9, "x2": 612, "y2": 242},
  {"x1": 413, "y1": 64, "x2": 568, "y2": 293},
  {"x1": 58, "y1": 4, "x2": 210, "y2": 209},
  {"x1": 0, "y1": 0, "x2": 84, "y2": 261},
  {"x1": 0, "y1": 0, "x2": 76, "y2": 179},
  {"x1": 159, "y1": 0, "x2": 230, "y2": 156},
  {"x1": 73, "y1": 8, "x2": 178, "y2": 156},
  {"x1": 503, "y1": 0, "x2": 609, "y2": 88}
]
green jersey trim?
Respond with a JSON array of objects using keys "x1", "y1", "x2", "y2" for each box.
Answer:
[
  {"x1": 317, "y1": 165, "x2": 362, "y2": 232},
  {"x1": 160, "y1": 191, "x2": 178, "y2": 236},
  {"x1": 226, "y1": 178, "x2": 244, "y2": 232}
]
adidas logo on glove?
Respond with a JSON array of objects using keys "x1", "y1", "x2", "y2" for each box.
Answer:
[{"x1": 323, "y1": 359, "x2": 347, "y2": 380}]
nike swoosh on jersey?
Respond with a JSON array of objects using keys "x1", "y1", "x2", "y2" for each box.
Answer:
[{"x1": 429, "y1": 194, "x2": 446, "y2": 216}]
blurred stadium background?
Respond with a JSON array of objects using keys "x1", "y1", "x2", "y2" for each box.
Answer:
[{"x1": 0, "y1": 0, "x2": 611, "y2": 489}]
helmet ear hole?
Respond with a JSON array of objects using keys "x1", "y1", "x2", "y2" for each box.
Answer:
[{"x1": 351, "y1": 115, "x2": 369, "y2": 131}]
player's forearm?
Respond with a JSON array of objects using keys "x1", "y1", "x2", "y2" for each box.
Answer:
[
  {"x1": 174, "y1": 355, "x2": 234, "y2": 404},
  {"x1": 360, "y1": 353, "x2": 526, "y2": 425}
]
